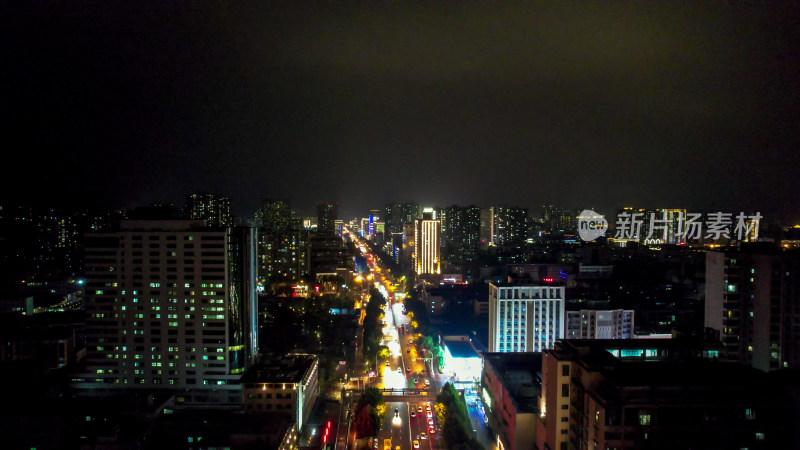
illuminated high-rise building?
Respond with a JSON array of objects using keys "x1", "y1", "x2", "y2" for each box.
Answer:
[
  {"x1": 186, "y1": 193, "x2": 231, "y2": 227},
  {"x1": 414, "y1": 208, "x2": 440, "y2": 275},
  {"x1": 257, "y1": 200, "x2": 307, "y2": 285},
  {"x1": 385, "y1": 202, "x2": 420, "y2": 235},
  {"x1": 0, "y1": 205, "x2": 82, "y2": 281},
  {"x1": 441, "y1": 205, "x2": 481, "y2": 275},
  {"x1": 491, "y1": 206, "x2": 529, "y2": 249},
  {"x1": 257, "y1": 229, "x2": 309, "y2": 284},
  {"x1": 479, "y1": 208, "x2": 492, "y2": 244},
  {"x1": 316, "y1": 201, "x2": 338, "y2": 235},
  {"x1": 641, "y1": 208, "x2": 687, "y2": 244},
  {"x1": 488, "y1": 282, "x2": 565, "y2": 352},
  {"x1": 261, "y1": 199, "x2": 292, "y2": 233},
  {"x1": 368, "y1": 209, "x2": 380, "y2": 237},
  {"x1": 541, "y1": 205, "x2": 574, "y2": 234},
  {"x1": 75, "y1": 220, "x2": 258, "y2": 402},
  {"x1": 401, "y1": 222, "x2": 415, "y2": 271},
  {"x1": 705, "y1": 249, "x2": 800, "y2": 371}
]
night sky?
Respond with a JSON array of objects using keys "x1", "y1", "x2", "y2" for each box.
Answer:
[{"x1": 2, "y1": 2, "x2": 799, "y2": 221}]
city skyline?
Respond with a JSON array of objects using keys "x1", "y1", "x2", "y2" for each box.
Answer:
[
  {"x1": 2, "y1": 2, "x2": 799, "y2": 221},
  {"x1": 3, "y1": 3, "x2": 800, "y2": 448}
]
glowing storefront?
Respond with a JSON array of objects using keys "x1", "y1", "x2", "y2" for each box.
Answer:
[{"x1": 442, "y1": 339, "x2": 482, "y2": 382}]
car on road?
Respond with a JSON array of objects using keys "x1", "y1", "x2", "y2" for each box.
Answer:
[
  {"x1": 427, "y1": 410, "x2": 433, "y2": 418},
  {"x1": 413, "y1": 440, "x2": 420, "y2": 448},
  {"x1": 417, "y1": 406, "x2": 422, "y2": 413},
  {"x1": 428, "y1": 419, "x2": 434, "y2": 427},
  {"x1": 420, "y1": 432, "x2": 427, "y2": 440},
  {"x1": 410, "y1": 410, "x2": 416, "y2": 418},
  {"x1": 429, "y1": 427, "x2": 436, "y2": 434},
  {"x1": 394, "y1": 408, "x2": 399, "y2": 417}
]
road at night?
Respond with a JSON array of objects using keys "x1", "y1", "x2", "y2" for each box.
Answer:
[{"x1": 347, "y1": 230, "x2": 443, "y2": 449}]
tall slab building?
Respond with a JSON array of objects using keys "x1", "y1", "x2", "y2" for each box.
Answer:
[
  {"x1": 441, "y1": 205, "x2": 481, "y2": 276},
  {"x1": 490, "y1": 206, "x2": 529, "y2": 249},
  {"x1": 316, "y1": 201, "x2": 338, "y2": 235},
  {"x1": 384, "y1": 202, "x2": 420, "y2": 235},
  {"x1": 414, "y1": 208, "x2": 441, "y2": 275},
  {"x1": 186, "y1": 193, "x2": 232, "y2": 227},
  {"x1": 75, "y1": 220, "x2": 258, "y2": 402},
  {"x1": 705, "y1": 248, "x2": 800, "y2": 371}
]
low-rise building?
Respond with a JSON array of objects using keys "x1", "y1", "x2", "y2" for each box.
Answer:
[
  {"x1": 538, "y1": 340, "x2": 797, "y2": 450},
  {"x1": 442, "y1": 337, "x2": 482, "y2": 382},
  {"x1": 565, "y1": 309, "x2": 634, "y2": 339},
  {"x1": 481, "y1": 352, "x2": 543, "y2": 450},
  {"x1": 241, "y1": 353, "x2": 319, "y2": 432},
  {"x1": 421, "y1": 288, "x2": 446, "y2": 316}
]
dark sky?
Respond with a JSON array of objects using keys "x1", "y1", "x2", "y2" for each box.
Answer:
[{"x1": 2, "y1": 2, "x2": 799, "y2": 221}]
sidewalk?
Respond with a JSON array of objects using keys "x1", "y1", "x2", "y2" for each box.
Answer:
[{"x1": 465, "y1": 388, "x2": 494, "y2": 449}]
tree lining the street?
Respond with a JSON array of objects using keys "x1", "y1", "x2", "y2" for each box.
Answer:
[
  {"x1": 353, "y1": 387, "x2": 386, "y2": 438},
  {"x1": 362, "y1": 288, "x2": 388, "y2": 369},
  {"x1": 436, "y1": 382, "x2": 483, "y2": 450}
]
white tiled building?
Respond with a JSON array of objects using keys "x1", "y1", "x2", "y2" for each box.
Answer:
[
  {"x1": 566, "y1": 309, "x2": 634, "y2": 339},
  {"x1": 488, "y1": 283, "x2": 565, "y2": 353}
]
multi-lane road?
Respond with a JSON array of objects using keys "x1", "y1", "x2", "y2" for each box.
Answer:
[
  {"x1": 355, "y1": 231, "x2": 443, "y2": 449},
  {"x1": 375, "y1": 302, "x2": 441, "y2": 450}
]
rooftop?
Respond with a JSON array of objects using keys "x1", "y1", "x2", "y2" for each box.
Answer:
[
  {"x1": 489, "y1": 281, "x2": 563, "y2": 288},
  {"x1": 443, "y1": 339, "x2": 479, "y2": 359},
  {"x1": 241, "y1": 354, "x2": 317, "y2": 384},
  {"x1": 483, "y1": 352, "x2": 543, "y2": 414}
]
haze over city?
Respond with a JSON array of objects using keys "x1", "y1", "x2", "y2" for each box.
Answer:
[
  {"x1": 2, "y1": 2, "x2": 799, "y2": 220},
  {"x1": 2, "y1": 3, "x2": 800, "y2": 450}
]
